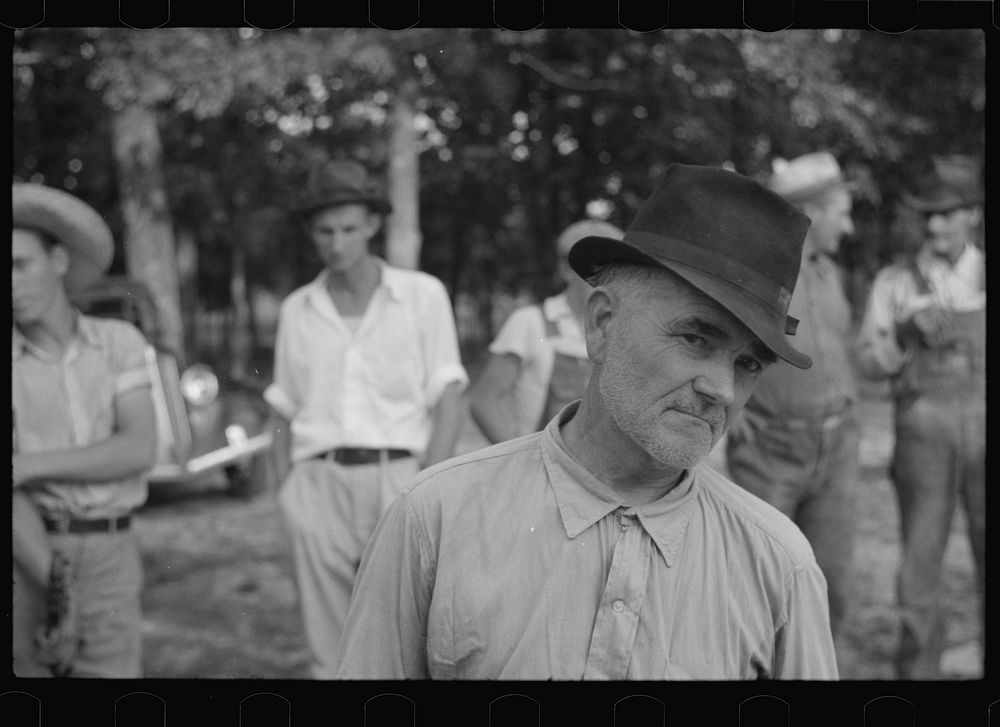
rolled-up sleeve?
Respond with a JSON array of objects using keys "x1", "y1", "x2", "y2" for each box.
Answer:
[
  {"x1": 854, "y1": 268, "x2": 909, "y2": 380},
  {"x1": 110, "y1": 322, "x2": 152, "y2": 395},
  {"x1": 772, "y1": 562, "x2": 839, "y2": 679},
  {"x1": 337, "y1": 493, "x2": 436, "y2": 679},
  {"x1": 421, "y1": 279, "x2": 468, "y2": 405},
  {"x1": 264, "y1": 304, "x2": 300, "y2": 421}
]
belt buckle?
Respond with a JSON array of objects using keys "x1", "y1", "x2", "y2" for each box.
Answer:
[
  {"x1": 107, "y1": 516, "x2": 119, "y2": 534},
  {"x1": 46, "y1": 512, "x2": 71, "y2": 534}
]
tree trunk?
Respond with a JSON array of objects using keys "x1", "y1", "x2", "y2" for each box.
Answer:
[
  {"x1": 229, "y1": 241, "x2": 253, "y2": 380},
  {"x1": 110, "y1": 103, "x2": 186, "y2": 363},
  {"x1": 385, "y1": 78, "x2": 422, "y2": 271}
]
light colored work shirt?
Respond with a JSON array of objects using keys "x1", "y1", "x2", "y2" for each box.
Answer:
[
  {"x1": 337, "y1": 403, "x2": 839, "y2": 680},
  {"x1": 487, "y1": 293, "x2": 588, "y2": 436},
  {"x1": 745, "y1": 253, "x2": 857, "y2": 420},
  {"x1": 854, "y1": 243, "x2": 985, "y2": 379},
  {"x1": 12, "y1": 313, "x2": 152, "y2": 518},
  {"x1": 264, "y1": 262, "x2": 468, "y2": 462}
]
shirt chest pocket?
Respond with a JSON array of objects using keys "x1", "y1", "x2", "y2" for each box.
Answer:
[{"x1": 362, "y1": 331, "x2": 424, "y2": 401}]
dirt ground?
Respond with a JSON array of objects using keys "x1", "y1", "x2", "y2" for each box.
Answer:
[{"x1": 134, "y1": 390, "x2": 982, "y2": 680}]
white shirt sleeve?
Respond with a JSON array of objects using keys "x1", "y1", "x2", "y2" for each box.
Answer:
[
  {"x1": 263, "y1": 300, "x2": 301, "y2": 421},
  {"x1": 420, "y1": 276, "x2": 469, "y2": 405}
]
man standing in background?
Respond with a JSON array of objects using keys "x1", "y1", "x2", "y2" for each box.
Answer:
[
  {"x1": 855, "y1": 155, "x2": 984, "y2": 679},
  {"x1": 265, "y1": 160, "x2": 468, "y2": 678},
  {"x1": 725, "y1": 152, "x2": 860, "y2": 648},
  {"x1": 469, "y1": 219, "x2": 624, "y2": 443},
  {"x1": 12, "y1": 182, "x2": 157, "y2": 677}
]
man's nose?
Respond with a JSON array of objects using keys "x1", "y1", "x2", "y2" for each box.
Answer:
[{"x1": 691, "y1": 357, "x2": 737, "y2": 407}]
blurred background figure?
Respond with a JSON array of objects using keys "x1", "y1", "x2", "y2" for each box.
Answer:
[
  {"x1": 469, "y1": 219, "x2": 624, "y2": 443},
  {"x1": 264, "y1": 160, "x2": 468, "y2": 678},
  {"x1": 854, "y1": 155, "x2": 984, "y2": 679},
  {"x1": 12, "y1": 183, "x2": 157, "y2": 677},
  {"x1": 724, "y1": 152, "x2": 860, "y2": 647}
]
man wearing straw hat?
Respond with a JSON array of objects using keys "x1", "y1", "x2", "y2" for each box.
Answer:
[
  {"x1": 338, "y1": 164, "x2": 837, "y2": 680},
  {"x1": 725, "y1": 151, "x2": 861, "y2": 648},
  {"x1": 469, "y1": 219, "x2": 624, "y2": 443},
  {"x1": 855, "y1": 155, "x2": 985, "y2": 679},
  {"x1": 265, "y1": 159, "x2": 467, "y2": 678},
  {"x1": 12, "y1": 182, "x2": 157, "y2": 677}
]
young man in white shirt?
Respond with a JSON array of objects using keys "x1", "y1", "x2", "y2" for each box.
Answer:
[{"x1": 264, "y1": 160, "x2": 468, "y2": 678}]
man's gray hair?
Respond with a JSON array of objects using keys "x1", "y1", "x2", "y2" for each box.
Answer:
[{"x1": 585, "y1": 262, "x2": 676, "y2": 298}]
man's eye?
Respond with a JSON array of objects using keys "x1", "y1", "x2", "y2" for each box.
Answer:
[
  {"x1": 737, "y1": 356, "x2": 762, "y2": 374},
  {"x1": 680, "y1": 334, "x2": 707, "y2": 346}
]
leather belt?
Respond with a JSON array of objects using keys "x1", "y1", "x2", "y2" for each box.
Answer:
[
  {"x1": 313, "y1": 447, "x2": 413, "y2": 466},
  {"x1": 43, "y1": 514, "x2": 132, "y2": 535}
]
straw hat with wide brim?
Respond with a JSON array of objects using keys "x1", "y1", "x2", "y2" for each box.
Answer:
[
  {"x1": 768, "y1": 151, "x2": 857, "y2": 203},
  {"x1": 569, "y1": 164, "x2": 813, "y2": 370},
  {"x1": 12, "y1": 182, "x2": 114, "y2": 293}
]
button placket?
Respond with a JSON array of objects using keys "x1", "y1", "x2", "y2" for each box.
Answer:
[{"x1": 583, "y1": 513, "x2": 651, "y2": 679}]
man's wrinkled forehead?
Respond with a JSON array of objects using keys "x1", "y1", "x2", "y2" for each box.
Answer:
[{"x1": 617, "y1": 273, "x2": 776, "y2": 364}]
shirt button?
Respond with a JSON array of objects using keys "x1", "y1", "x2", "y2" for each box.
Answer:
[{"x1": 612, "y1": 600, "x2": 626, "y2": 613}]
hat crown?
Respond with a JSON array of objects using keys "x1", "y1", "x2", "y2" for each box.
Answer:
[
  {"x1": 628, "y1": 164, "x2": 809, "y2": 296},
  {"x1": 298, "y1": 159, "x2": 391, "y2": 216},
  {"x1": 768, "y1": 151, "x2": 844, "y2": 200},
  {"x1": 904, "y1": 154, "x2": 982, "y2": 212},
  {"x1": 307, "y1": 160, "x2": 380, "y2": 199}
]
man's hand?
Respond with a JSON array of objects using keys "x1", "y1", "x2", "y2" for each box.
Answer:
[
  {"x1": 897, "y1": 306, "x2": 954, "y2": 349},
  {"x1": 34, "y1": 550, "x2": 78, "y2": 677}
]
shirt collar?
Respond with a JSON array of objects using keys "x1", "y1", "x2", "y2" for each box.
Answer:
[
  {"x1": 542, "y1": 293, "x2": 572, "y2": 323},
  {"x1": 12, "y1": 310, "x2": 100, "y2": 361},
  {"x1": 917, "y1": 241, "x2": 980, "y2": 274},
  {"x1": 308, "y1": 258, "x2": 404, "y2": 307},
  {"x1": 540, "y1": 402, "x2": 700, "y2": 566}
]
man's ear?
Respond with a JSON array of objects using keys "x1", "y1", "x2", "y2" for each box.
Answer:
[
  {"x1": 50, "y1": 244, "x2": 71, "y2": 278},
  {"x1": 584, "y1": 286, "x2": 616, "y2": 364},
  {"x1": 366, "y1": 211, "x2": 383, "y2": 239}
]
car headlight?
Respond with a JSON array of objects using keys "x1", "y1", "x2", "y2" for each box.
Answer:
[{"x1": 179, "y1": 364, "x2": 220, "y2": 407}]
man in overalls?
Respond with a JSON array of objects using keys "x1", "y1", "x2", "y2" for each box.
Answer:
[
  {"x1": 469, "y1": 219, "x2": 624, "y2": 443},
  {"x1": 855, "y1": 155, "x2": 984, "y2": 679}
]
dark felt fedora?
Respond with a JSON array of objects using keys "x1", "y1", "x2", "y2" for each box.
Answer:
[
  {"x1": 296, "y1": 160, "x2": 391, "y2": 218},
  {"x1": 569, "y1": 164, "x2": 813, "y2": 369},
  {"x1": 902, "y1": 155, "x2": 983, "y2": 213},
  {"x1": 12, "y1": 182, "x2": 115, "y2": 294}
]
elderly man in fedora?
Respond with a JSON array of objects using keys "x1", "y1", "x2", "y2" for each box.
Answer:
[
  {"x1": 12, "y1": 182, "x2": 157, "y2": 677},
  {"x1": 725, "y1": 151, "x2": 861, "y2": 650},
  {"x1": 264, "y1": 159, "x2": 468, "y2": 678},
  {"x1": 470, "y1": 219, "x2": 624, "y2": 443},
  {"x1": 855, "y1": 155, "x2": 985, "y2": 679},
  {"x1": 337, "y1": 164, "x2": 839, "y2": 680}
]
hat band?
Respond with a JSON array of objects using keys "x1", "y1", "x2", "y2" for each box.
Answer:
[{"x1": 622, "y1": 230, "x2": 793, "y2": 315}]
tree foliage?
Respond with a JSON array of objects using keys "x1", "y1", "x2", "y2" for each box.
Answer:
[{"x1": 13, "y1": 28, "x2": 985, "y2": 367}]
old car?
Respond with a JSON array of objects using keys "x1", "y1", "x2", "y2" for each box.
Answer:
[{"x1": 70, "y1": 276, "x2": 274, "y2": 498}]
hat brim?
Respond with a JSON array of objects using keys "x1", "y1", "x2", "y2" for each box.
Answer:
[
  {"x1": 901, "y1": 190, "x2": 981, "y2": 214},
  {"x1": 295, "y1": 195, "x2": 392, "y2": 219},
  {"x1": 569, "y1": 236, "x2": 813, "y2": 370},
  {"x1": 12, "y1": 184, "x2": 114, "y2": 294},
  {"x1": 778, "y1": 177, "x2": 857, "y2": 204}
]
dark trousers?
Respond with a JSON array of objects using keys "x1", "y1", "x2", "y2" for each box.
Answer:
[
  {"x1": 890, "y1": 392, "x2": 985, "y2": 679},
  {"x1": 726, "y1": 411, "x2": 859, "y2": 639}
]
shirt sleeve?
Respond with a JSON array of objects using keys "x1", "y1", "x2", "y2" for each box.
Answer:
[
  {"x1": 337, "y1": 493, "x2": 435, "y2": 679},
  {"x1": 771, "y1": 562, "x2": 839, "y2": 680},
  {"x1": 488, "y1": 305, "x2": 543, "y2": 363},
  {"x1": 264, "y1": 301, "x2": 300, "y2": 420},
  {"x1": 109, "y1": 320, "x2": 152, "y2": 395},
  {"x1": 420, "y1": 278, "x2": 469, "y2": 405},
  {"x1": 853, "y1": 268, "x2": 909, "y2": 379}
]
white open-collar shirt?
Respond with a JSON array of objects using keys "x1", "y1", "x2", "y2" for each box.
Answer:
[{"x1": 264, "y1": 263, "x2": 468, "y2": 462}]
